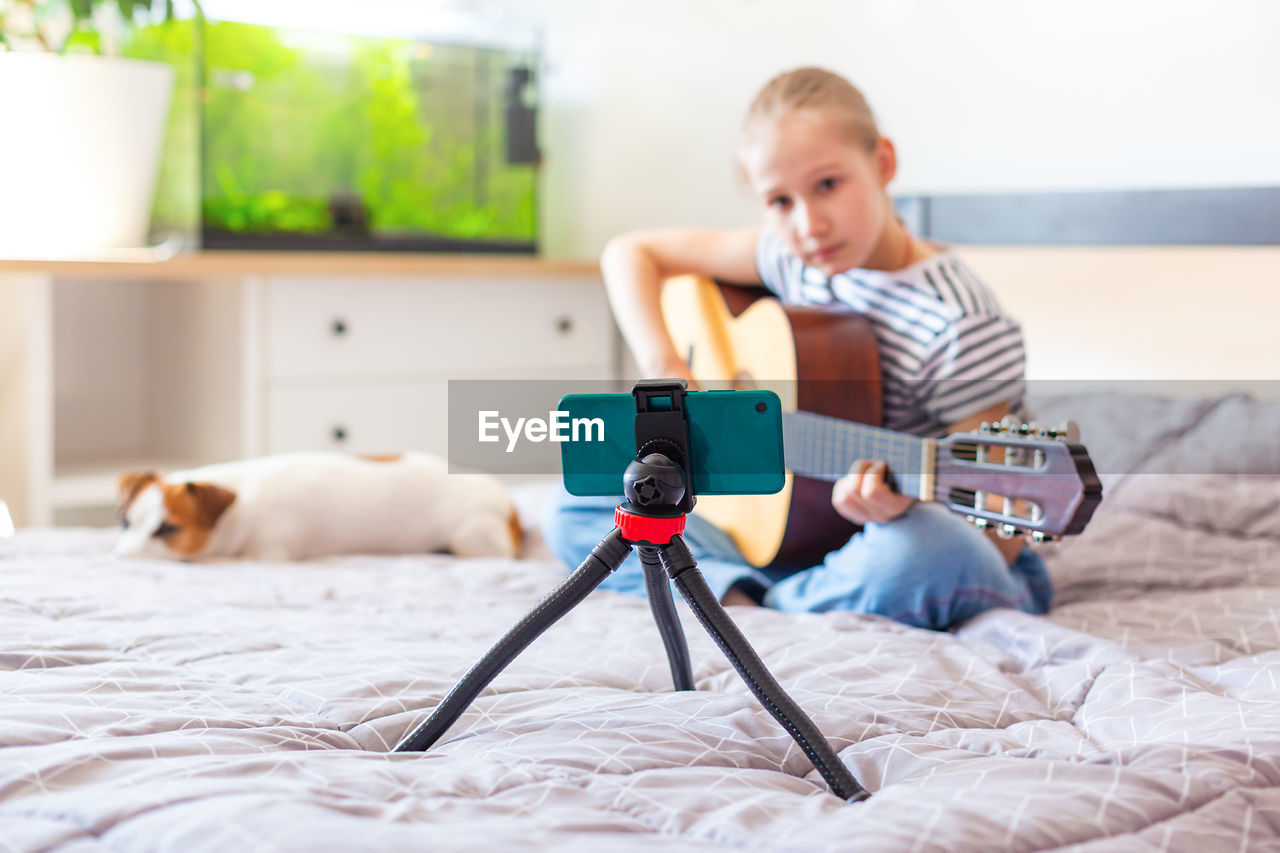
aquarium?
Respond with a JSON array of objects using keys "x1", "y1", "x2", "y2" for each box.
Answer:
[{"x1": 126, "y1": 10, "x2": 540, "y2": 253}]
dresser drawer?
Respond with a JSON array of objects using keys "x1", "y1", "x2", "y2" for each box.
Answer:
[
  {"x1": 266, "y1": 382, "x2": 449, "y2": 456},
  {"x1": 264, "y1": 277, "x2": 614, "y2": 379},
  {"x1": 263, "y1": 363, "x2": 616, "y2": 457}
]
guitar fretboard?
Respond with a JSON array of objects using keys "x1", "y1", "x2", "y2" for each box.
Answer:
[{"x1": 783, "y1": 410, "x2": 929, "y2": 498}]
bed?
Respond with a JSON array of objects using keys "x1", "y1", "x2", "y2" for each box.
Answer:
[{"x1": 2, "y1": 390, "x2": 1279, "y2": 851}]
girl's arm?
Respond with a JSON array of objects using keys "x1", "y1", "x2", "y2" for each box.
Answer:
[{"x1": 599, "y1": 227, "x2": 761, "y2": 379}]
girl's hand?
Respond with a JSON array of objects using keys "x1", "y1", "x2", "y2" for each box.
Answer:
[{"x1": 831, "y1": 460, "x2": 915, "y2": 524}]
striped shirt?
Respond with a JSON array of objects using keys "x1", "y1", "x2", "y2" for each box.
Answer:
[{"x1": 755, "y1": 230, "x2": 1027, "y2": 438}]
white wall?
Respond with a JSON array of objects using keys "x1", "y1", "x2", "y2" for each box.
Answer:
[
  {"x1": 520, "y1": 0, "x2": 1280, "y2": 258},
  {"x1": 512, "y1": 0, "x2": 1280, "y2": 386}
]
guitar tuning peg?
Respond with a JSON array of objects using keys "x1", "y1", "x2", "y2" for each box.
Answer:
[
  {"x1": 1056, "y1": 420, "x2": 1081, "y2": 443},
  {"x1": 997, "y1": 523, "x2": 1018, "y2": 539},
  {"x1": 972, "y1": 517, "x2": 989, "y2": 530},
  {"x1": 1025, "y1": 530, "x2": 1047, "y2": 544},
  {"x1": 978, "y1": 421, "x2": 991, "y2": 434}
]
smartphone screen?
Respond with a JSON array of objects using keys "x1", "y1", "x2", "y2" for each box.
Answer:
[{"x1": 558, "y1": 389, "x2": 785, "y2": 497}]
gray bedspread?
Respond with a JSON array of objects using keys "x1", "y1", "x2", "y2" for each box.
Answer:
[{"x1": 2, "y1": 393, "x2": 1279, "y2": 851}]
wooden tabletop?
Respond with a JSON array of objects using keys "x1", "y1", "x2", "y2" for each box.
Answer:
[{"x1": 0, "y1": 250, "x2": 600, "y2": 280}]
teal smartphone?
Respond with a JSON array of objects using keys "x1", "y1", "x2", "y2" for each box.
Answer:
[{"x1": 558, "y1": 389, "x2": 785, "y2": 497}]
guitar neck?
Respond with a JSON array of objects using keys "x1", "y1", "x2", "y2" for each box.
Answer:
[{"x1": 783, "y1": 410, "x2": 932, "y2": 499}]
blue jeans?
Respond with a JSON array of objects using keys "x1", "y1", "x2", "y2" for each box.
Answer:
[{"x1": 540, "y1": 489, "x2": 1053, "y2": 631}]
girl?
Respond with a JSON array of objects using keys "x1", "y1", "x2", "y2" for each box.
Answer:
[{"x1": 541, "y1": 67, "x2": 1052, "y2": 630}]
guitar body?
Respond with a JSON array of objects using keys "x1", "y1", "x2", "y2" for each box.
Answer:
[{"x1": 661, "y1": 275, "x2": 883, "y2": 569}]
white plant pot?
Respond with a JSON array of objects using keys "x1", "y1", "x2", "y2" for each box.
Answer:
[{"x1": 0, "y1": 53, "x2": 174, "y2": 257}]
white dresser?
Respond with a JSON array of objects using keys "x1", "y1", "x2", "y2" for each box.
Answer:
[
  {"x1": 257, "y1": 275, "x2": 614, "y2": 456},
  {"x1": 0, "y1": 253, "x2": 617, "y2": 527}
]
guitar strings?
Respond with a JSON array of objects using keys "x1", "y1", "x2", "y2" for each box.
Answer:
[
  {"x1": 782, "y1": 411, "x2": 1055, "y2": 530},
  {"x1": 784, "y1": 411, "x2": 924, "y2": 497}
]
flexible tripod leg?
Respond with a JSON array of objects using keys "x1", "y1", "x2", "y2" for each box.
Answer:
[
  {"x1": 394, "y1": 529, "x2": 632, "y2": 753},
  {"x1": 658, "y1": 534, "x2": 870, "y2": 803},
  {"x1": 636, "y1": 545, "x2": 695, "y2": 691}
]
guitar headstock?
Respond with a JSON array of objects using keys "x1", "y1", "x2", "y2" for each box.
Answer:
[{"x1": 934, "y1": 417, "x2": 1102, "y2": 542}]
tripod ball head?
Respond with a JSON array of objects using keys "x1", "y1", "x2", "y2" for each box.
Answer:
[{"x1": 624, "y1": 453, "x2": 686, "y2": 509}]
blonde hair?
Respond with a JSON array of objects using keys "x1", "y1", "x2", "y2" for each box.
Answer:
[{"x1": 741, "y1": 67, "x2": 881, "y2": 153}]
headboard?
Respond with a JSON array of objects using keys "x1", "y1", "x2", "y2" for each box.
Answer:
[{"x1": 896, "y1": 187, "x2": 1280, "y2": 396}]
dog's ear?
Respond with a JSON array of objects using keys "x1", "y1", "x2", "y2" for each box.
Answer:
[
  {"x1": 508, "y1": 505, "x2": 523, "y2": 556},
  {"x1": 184, "y1": 479, "x2": 236, "y2": 525},
  {"x1": 185, "y1": 481, "x2": 237, "y2": 526},
  {"x1": 118, "y1": 471, "x2": 160, "y2": 514}
]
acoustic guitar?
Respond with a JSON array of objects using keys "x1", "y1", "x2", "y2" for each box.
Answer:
[{"x1": 659, "y1": 275, "x2": 1102, "y2": 570}]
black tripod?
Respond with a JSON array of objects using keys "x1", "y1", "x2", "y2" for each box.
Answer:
[{"x1": 394, "y1": 380, "x2": 869, "y2": 803}]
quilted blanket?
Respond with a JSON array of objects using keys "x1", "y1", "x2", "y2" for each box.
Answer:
[{"x1": 2, "y1": 392, "x2": 1279, "y2": 851}]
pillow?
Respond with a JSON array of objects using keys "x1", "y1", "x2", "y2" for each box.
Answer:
[
  {"x1": 1133, "y1": 394, "x2": 1280, "y2": 477},
  {"x1": 1024, "y1": 389, "x2": 1219, "y2": 490},
  {"x1": 1100, "y1": 395, "x2": 1280, "y2": 538}
]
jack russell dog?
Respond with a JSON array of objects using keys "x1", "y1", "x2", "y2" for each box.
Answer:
[{"x1": 114, "y1": 452, "x2": 520, "y2": 561}]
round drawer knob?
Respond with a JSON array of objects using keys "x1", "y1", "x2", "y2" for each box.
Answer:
[
  {"x1": 555, "y1": 315, "x2": 573, "y2": 335},
  {"x1": 332, "y1": 425, "x2": 349, "y2": 443},
  {"x1": 331, "y1": 318, "x2": 349, "y2": 337}
]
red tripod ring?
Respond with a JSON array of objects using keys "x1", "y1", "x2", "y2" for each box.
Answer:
[{"x1": 615, "y1": 506, "x2": 687, "y2": 545}]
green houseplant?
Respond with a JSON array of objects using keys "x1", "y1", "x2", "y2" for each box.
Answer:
[
  {"x1": 0, "y1": 0, "x2": 184, "y2": 256},
  {"x1": 0, "y1": 0, "x2": 179, "y2": 54}
]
